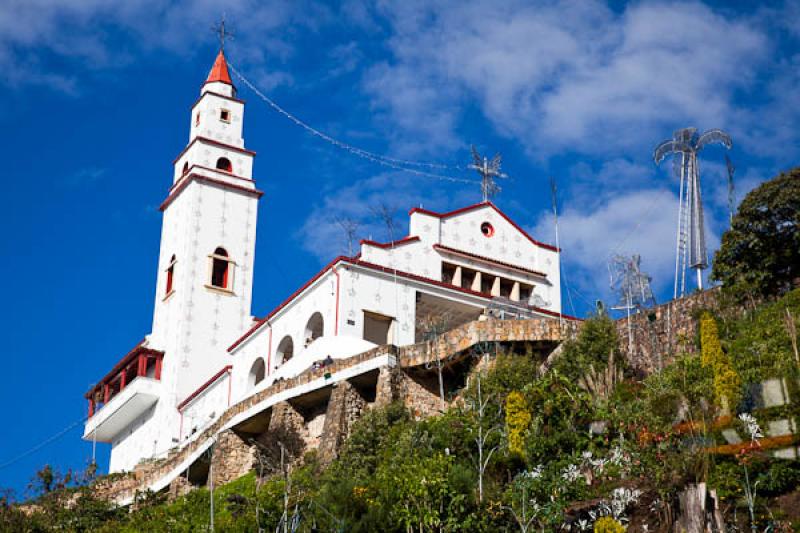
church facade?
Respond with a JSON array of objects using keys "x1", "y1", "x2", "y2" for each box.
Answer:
[{"x1": 82, "y1": 50, "x2": 563, "y2": 473}]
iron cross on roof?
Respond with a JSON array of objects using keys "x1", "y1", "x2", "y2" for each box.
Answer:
[
  {"x1": 212, "y1": 16, "x2": 235, "y2": 51},
  {"x1": 468, "y1": 146, "x2": 507, "y2": 202}
]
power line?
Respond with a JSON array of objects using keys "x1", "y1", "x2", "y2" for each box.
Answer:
[
  {"x1": 602, "y1": 188, "x2": 670, "y2": 265},
  {"x1": 228, "y1": 63, "x2": 475, "y2": 185},
  {"x1": 0, "y1": 417, "x2": 87, "y2": 472}
]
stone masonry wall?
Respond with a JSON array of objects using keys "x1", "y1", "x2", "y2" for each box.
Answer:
[
  {"x1": 318, "y1": 381, "x2": 367, "y2": 464},
  {"x1": 210, "y1": 430, "x2": 255, "y2": 488},
  {"x1": 616, "y1": 287, "x2": 721, "y2": 375}
]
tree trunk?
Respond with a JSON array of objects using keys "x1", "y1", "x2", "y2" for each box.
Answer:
[{"x1": 673, "y1": 483, "x2": 725, "y2": 532}]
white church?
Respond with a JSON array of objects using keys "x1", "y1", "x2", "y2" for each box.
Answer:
[{"x1": 82, "y1": 50, "x2": 564, "y2": 473}]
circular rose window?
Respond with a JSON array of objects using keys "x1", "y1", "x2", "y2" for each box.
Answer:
[{"x1": 480, "y1": 222, "x2": 495, "y2": 237}]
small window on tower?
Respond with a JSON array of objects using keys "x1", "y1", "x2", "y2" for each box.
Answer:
[
  {"x1": 216, "y1": 157, "x2": 232, "y2": 173},
  {"x1": 165, "y1": 255, "x2": 176, "y2": 297},
  {"x1": 182, "y1": 162, "x2": 189, "y2": 175},
  {"x1": 220, "y1": 109, "x2": 230, "y2": 123},
  {"x1": 195, "y1": 113, "x2": 200, "y2": 126},
  {"x1": 209, "y1": 247, "x2": 232, "y2": 291}
]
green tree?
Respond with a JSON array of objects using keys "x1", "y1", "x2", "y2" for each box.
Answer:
[{"x1": 712, "y1": 168, "x2": 800, "y2": 298}]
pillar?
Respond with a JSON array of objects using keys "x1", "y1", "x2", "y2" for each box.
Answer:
[
  {"x1": 491, "y1": 276, "x2": 501, "y2": 297},
  {"x1": 452, "y1": 266, "x2": 462, "y2": 287},
  {"x1": 471, "y1": 271, "x2": 482, "y2": 292},
  {"x1": 510, "y1": 281, "x2": 520, "y2": 301}
]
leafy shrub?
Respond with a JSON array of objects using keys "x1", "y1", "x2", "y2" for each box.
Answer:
[
  {"x1": 700, "y1": 312, "x2": 741, "y2": 410},
  {"x1": 505, "y1": 391, "x2": 530, "y2": 458}
]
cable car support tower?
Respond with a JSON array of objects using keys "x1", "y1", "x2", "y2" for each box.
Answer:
[{"x1": 654, "y1": 128, "x2": 732, "y2": 298}]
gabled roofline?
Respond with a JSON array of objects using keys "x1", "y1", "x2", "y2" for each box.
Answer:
[
  {"x1": 360, "y1": 236, "x2": 420, "y2": 249},
  {"x1": 409, "y1": 201, "x2": 559, "y2": 252},
  {"x1": 227, "y1": 255, "x2": 578, "y2": 353}
]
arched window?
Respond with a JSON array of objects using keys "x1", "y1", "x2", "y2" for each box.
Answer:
[
  {"x1": 165, "y1": 254, "x2": 176, "y2": 295},
  {"x1": 248, "y1": 358, "x2": 265, "y2": 388},
  {"x1": 304, "y1": 312, "x2": 324, "y2": 347},
  {"x1": 216, "y1": 157, "x2": 232, "y2": 172},
  {"x1": 276, "y1": 336, "x2": 294, "y2": 365},
  {"x1": 182, "y1": 162, "x2": 189, "y2": 175},
  {"x1": 209, "y1": 247, "x2": 231, "y2": 290}
]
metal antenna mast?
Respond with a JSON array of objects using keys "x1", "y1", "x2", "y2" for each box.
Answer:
[
  {"x1": 334, "y1": 216, "x2": 360, "y2": 257},
  {"x1": 725, "y1": 154, "x2": 736, "y2": 224},
  {"x1": 609, "y1": 254, "x2": 656, "y2": 354},
  {"x1": 654, "y1": 128, "x2": 732, "y2": 297},
  {"x1": 468, "y1": 146, "x2": 507, "y2": 201}
]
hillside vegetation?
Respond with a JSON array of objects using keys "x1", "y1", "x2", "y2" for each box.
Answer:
[{"x1": 3, "y1": 170, "x2": 800, "y2": 532}]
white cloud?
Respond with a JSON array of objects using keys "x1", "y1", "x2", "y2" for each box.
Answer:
[
  {"x1": 297, "y1": 171, "x2": 476, "y2": 262},
  {"x1": 533, "y1": 186, "x2": 722, "y2": 301},
  {"x1": 0, "y1": 0, "x2": 323, "y2": 91},
  {"x1": 365, "y1": 0, "x2": 775, "y2": 159}
]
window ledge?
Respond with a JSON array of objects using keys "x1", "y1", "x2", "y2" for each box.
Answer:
[
  {"x1": 204, "y1": 284, "x2": 235, "y2": 296},
  {"x1": 162, "y1": 289, "x2": 176, "y2": 302}
]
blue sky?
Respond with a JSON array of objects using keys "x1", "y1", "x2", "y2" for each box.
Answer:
[{"x1": 1, "y1": 0, "x2": 799, "y2": 498}]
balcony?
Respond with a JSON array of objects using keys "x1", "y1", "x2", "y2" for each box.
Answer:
[{"x1": 83, "y1": 342, "x2": 164, "y2": 443}]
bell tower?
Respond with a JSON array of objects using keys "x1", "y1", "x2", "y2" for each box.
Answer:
[{"x1": 150, "y1": 48, "x2": 262, "y2": 402}]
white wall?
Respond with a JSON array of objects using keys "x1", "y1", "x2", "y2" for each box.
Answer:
[
  {"x1": 179, "y1": 372, "x2": 231, "y2": 442},
  {"x1": 106, "y1": 71, "x2": 259, "y2": 473}
]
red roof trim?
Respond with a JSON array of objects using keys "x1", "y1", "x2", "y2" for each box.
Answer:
[
  {"x1": 227, "y1": 255, "x2": 352, "y2": 352},
  {"x1": 228, "y1": 254, "x2": 578, "y2": 352},
  {"x1": 85, "y1": 340, "x2": 165, "y2": 397},
  {"x1": 433, "y1": 244, "x2": 548, "y2": 278},
  {"x1": 160, "y1": 174, "x2": 264, "y2": 212},
  {"x1": 410, "y1": 201, "x2": 559, "y2": 252},
  {"x1": 409, "y1": 201, "x2": 490, "y2": 219},
  {"x1": 348, "y1": 258, "x2": 578, "y2": 321},
  {"x1": 360, "y1": 236, "x2": 420, "y2": 249},
  {"x1": 170, "y1": 164, "x2": 252, "y2": 193},
  {"x1": 173, "y1": 136, "x2": 256, "y2": 165},
  {"x1": 177, "y1": 365, "x2": 233, "y2": 411},
  {"x1": 191, "y1": 91, "x2": 244, "y2": 111}
]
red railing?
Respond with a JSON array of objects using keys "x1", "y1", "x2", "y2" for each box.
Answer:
[{"x1": 85, "y1": 342, "x2": 164, "y2": 418}]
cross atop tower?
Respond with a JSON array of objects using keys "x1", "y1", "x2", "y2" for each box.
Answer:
[
  {"x1": 468, "y1": 146, "x2": 507, "y2": 202},
  {"x1": 212, "y1": 16, "x2": 234, "y2": 51}
]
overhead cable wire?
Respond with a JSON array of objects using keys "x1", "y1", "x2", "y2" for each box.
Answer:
[
  {"x1": 229, "y1": 64, "x2": 475, "y2": 184},
  {"x1": 0, "y1": 417, "x2": 87, "y2": 472},
  {"x1": 601, "y1": 188, "x2": 671, "y2": 266}
]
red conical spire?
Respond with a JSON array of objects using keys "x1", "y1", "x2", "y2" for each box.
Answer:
[{"x1": 206, "y1": 49, "x2": 232, "y2": 85}]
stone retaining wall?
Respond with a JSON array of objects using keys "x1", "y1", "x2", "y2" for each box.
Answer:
[
  {"x1": 615, "y1": 287, "x2": 721, "y2": 374},
  {"x1": 93, "y1": 317, "x2": 573, "y2": 503}
]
